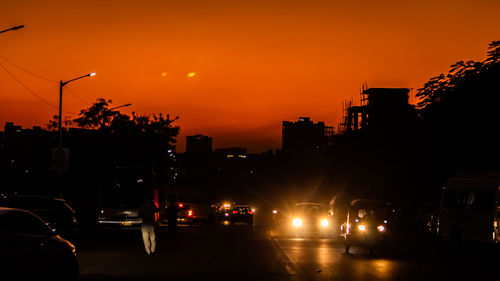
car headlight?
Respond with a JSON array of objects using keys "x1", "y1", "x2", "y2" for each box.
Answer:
[
  {"x1": 358, "y1": 224, "x2": 366, "y2": 231},
  {"x1": 321, "y1": 219, "x2": 328, "y2": 227},
  {"x1": 292, "y1": 218, "x2": 302, "y2": 227},
  {"x1": 377, "y1": 225, "x2": 385, "y2": 232}
]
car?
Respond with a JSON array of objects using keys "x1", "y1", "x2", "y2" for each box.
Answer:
[
  {"x1": 230, "y1": 204, "x2": 254, "y2": 225},
  {"x1": 98, "y1": 167, "x2": 157, "y2": 228},
  {"x1": 288, "y1": 202, "x2": 331, "y2": 237},
  {"x1": 0, "y1": 194, "x2": 78, "y2": 242},
  {"x1": 0, "y1": 207, "x2": 78, "y2": 281},
  {"x1": 340, "y1": 199, "x2": 391, "y2": 254},
  {"x1": 215, "y1": 202, "x2": 234, "y2": 221},
  {"x1": 164, "y1": 189, "x2": 214, "y2": 225}
]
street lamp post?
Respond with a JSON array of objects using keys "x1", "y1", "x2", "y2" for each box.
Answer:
[
  {"x1": 109, "y1": 103, "x2": 132, "y2": 111},
  {"x1": 58, "y1": 72, "x2": 95, "y2": 148},
  {"x1": 0, "y1": 25, "x2": 24, "y2": 34}
]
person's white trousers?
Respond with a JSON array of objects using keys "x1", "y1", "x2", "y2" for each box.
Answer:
[{"x1": 141, "y1": 225, "x2": 156, "y2": 254}]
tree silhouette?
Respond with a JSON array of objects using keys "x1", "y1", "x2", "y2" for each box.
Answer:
[
  {"x1": 416, "y1": 40, "x2": 500, "y2": 172},
  {"x1": 73, "y1": 98, "x2": 122, "y2": 130},
  {"x1": 70, "y1": 98, "x2": 180, "y2": 181},
  {"x1": 46, "y1": 115, "x2": 73, "y2": 131},
  {"x1": 416, "y1": 41, "x2": 500, "y2": 110}
]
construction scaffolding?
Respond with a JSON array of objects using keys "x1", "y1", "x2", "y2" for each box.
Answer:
[{"x1": 337, "y1": 84, "x2": 409, "y2": 135}]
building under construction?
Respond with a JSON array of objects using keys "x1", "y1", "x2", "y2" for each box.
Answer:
[{"x1": 338, "y1": 87, "x2": 412, "y2": 135}]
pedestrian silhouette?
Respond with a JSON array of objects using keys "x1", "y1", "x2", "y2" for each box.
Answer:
[
  {"x1": 138, "y1": 200, "x2": 159, "y2": 255},
  {"x1": 166, "y1": 196, "x2": 178, "y2": 238}
]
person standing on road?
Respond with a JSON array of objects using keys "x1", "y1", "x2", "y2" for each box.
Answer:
[
  {"x1": 139, "y1": 200, "x2": 159, "y2": 255},
  {"x1": 166, "y1": 196, "x2": 178, "y2": 237}
]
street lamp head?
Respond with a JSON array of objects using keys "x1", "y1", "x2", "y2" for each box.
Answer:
[{"x1": 89, "y1": 72, "x2": 96, "y2": 77}]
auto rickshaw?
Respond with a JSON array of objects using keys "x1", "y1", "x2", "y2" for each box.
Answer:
[{"x1": 340, "y1": 199, "x2": 392, "y2": 254}]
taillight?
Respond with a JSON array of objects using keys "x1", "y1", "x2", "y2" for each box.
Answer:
[
  {"x1": 247, "y1": 211, "x2": 253, "y2": 214},
  {"x1": 232, "y1": 210, "x2": 238, "y2": 214},
  {"x1": 187, "y1": 210, "x2": 193, "y2": 217},
  {"x1": 178, "y1": 203, "x2": 183, "y2": 208}
]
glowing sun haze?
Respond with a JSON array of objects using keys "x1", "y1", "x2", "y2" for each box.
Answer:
[{"x1": 1, "y1": 0, "x2": 499, "y2": 152}]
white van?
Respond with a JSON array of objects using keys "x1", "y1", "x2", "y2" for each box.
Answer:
[{"x1": 438, "y1": 175, "x2": 500, "y2": 243}]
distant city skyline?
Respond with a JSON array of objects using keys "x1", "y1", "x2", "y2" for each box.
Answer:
[{"x1": 1, "y1": 0, "x2": 499, "y2": 153}]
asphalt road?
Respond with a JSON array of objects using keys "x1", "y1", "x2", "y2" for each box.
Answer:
[{"x1": 77, "y1": 222, "x2": 500, "y2": 281}]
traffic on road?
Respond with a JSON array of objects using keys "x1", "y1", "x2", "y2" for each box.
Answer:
[{"x1": 2, "y1": 174, "x2": 500, "y2": 281}]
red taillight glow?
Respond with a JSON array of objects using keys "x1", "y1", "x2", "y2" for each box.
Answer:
[
  {"x1": 178, "y1": 203, "x2": 183, "y2": 208},
  {"x1": 233, "y1": 210, "x2": 238, "y2": 214},
  {"x1": 187, "y1": 210, "x2": 193, "y2": 217},
  {"x1": 247, "y1": 211, "x2": 253, "y2": 214}
]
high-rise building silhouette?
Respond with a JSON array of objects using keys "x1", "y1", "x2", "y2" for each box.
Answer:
[
  {"x1": 282, "y1": 117, "x2": 333, "y2": 162},
  {"x1": 186, "y1": 135, "x2": 212, "y2": 155}
]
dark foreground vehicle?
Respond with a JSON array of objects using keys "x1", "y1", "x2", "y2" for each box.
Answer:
[
  {"x1": 231, "y1": 204, "x2": 254, "y2": 226},
  {"x1": 340, "y1": 199, "x2": 391, "y2": 254},
  {"x1": 0, "y1": 194, "x2": 77, "y2": 242},
  {"x1": 0, "y1": 207, "x2": 78, "y2": 281}
]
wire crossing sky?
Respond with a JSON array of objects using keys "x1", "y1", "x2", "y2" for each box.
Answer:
[{"x1": 1, "y1": 0, "x2": 499, "y2": 152}]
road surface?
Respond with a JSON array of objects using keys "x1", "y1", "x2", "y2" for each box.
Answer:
[{"x1": 77, "y1": 222, "x2": 499, "y2": 281}]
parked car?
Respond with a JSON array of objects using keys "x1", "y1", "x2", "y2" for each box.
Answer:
[
  {"x1": 98, "y1": 166, "x2": 159, "y2": 229},
  {"x1": 0, "y1": 194, "x2": 78, "y2": 242},
  {"x1": 0, "y1": 207, "x2": 78, "y2": 281}
]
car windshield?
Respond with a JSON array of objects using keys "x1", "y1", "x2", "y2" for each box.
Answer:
[
  {"x1": 294, "y1": 204, "x2": 325, "y2": 215},
  {"x1": 356, "y1": 205, "x2": 388, "y2": 219}
]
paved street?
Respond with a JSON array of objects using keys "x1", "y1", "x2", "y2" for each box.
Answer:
[
  {"x1": 78, "y1": 223, "x2": 286, "y2": 281},
  {"x1": 77, "y1": 221, "x2": 500, "y2": 281}
]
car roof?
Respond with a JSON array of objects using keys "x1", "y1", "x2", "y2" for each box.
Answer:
[
  {"x1": 295, "y1": 202, "x2": 323, "y2": 206},
  {"x1": 0, "y1": 206, "x2": 36, "y2": 216},
  {"x1": 445, "y1": 177, "x2": 500, "y2": 190},
  {"x1": 350, "y1": 199, "x2": 388, "y2": 207},
  {"x1": 5, "y1": 194, "x2": 66, "y2": 202}
]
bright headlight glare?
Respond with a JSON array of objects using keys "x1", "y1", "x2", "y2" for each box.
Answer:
[
  {"x1": 292, "y1": 218, "x2": 302, "y2": 227},
  {"x1": 358, "y1": 225, "x2": 366, "y2": 231},
  {"x1": 321, "y1": 219, "x2": 328, "y2": 227},
  {"x1": 377, "y1": 225, "x2": 385, "y2": 232}
]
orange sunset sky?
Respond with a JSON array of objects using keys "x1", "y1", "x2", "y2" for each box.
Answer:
[{"x1": 1, "y1": 0, "x2": 499, "y2": 153}]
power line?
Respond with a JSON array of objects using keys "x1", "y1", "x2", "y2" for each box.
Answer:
[
  {"x1": 0, "y1": 52, "x2": 94, "y2": 107},
  {"x1": 66, "y1": 86, "x2": 92, "y2": 106},
  {"x1": 0, "y1": 60, "x2": 75, "y2": 114},
  {"x1": 0, "y1": 52, "x2": 57, "y2": 83}
]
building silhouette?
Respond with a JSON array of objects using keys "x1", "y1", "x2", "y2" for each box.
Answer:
[
  {"x1": 282, "y1": 117, "x2": 333, "y2": 163},
  {"x1": 186, "y1": 135, "x2": 212, "y2": 155},
  {"x1": 339, "y1": 88, "x2": 413, "y2": 135},
  {"x1": 214, "y1": 147, "x2": 247, "y2": 159}
]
